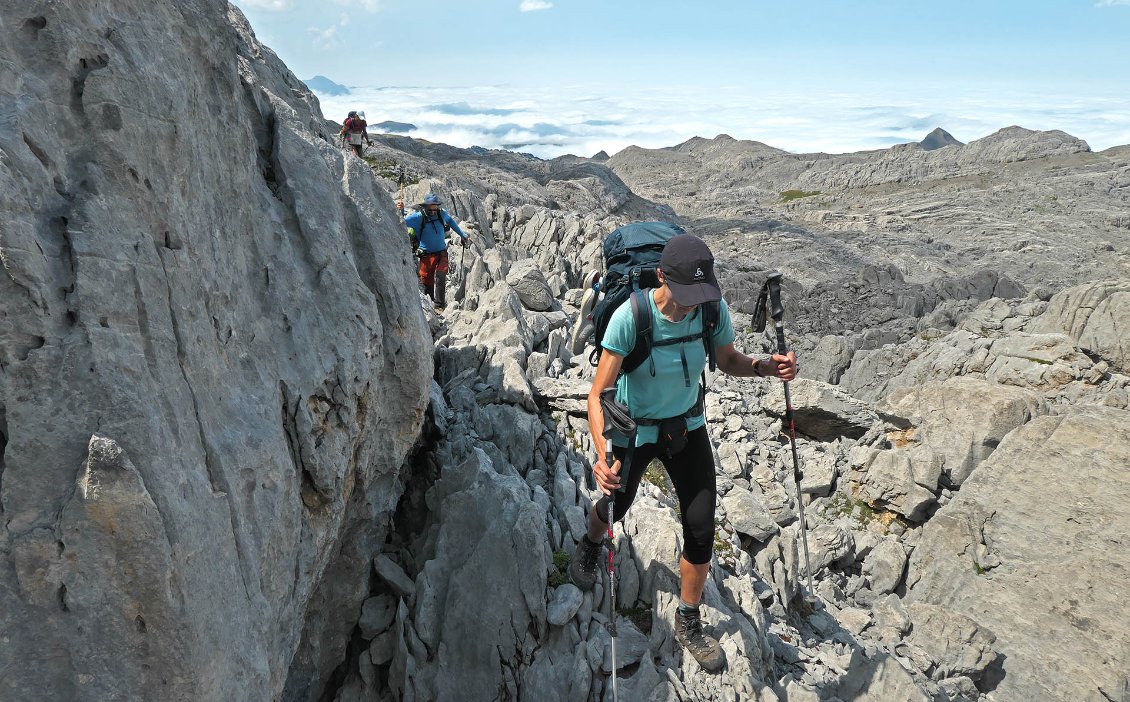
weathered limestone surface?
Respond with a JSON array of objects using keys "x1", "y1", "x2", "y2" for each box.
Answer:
[
  {"x1": 0, "y1": 3, "x2": 430, "y2": 700},
  {"x1": 905, "y1": 407, "x2": 1130, "y2": 702}
]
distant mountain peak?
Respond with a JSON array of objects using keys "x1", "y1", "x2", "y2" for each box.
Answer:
[
  {"x1": 304, "y1": 75, "x2": 350, "y2": 96},
  {"x1": 375, "y1": 120, "x2": 416, "y2": 134},
  {"x1": 920, "y1": 127, "x2": 963, "y2": 151}
]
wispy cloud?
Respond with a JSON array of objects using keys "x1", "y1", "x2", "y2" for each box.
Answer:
[
  {"x1": 238, "y1": 0, "x2": 291, "y2": 9},
  {"x1": 1095, "y1": 0, "x2": 1130, "y2": 5},
  {"x1": 332, "y1": 0, "x2": 381, "y2": 10},
  {"x1": 519, "y1": 0, "x2": 553, "y2": 12},
  {"x1": 308, "y1": 25, "x2": 339, "y2": 50}
]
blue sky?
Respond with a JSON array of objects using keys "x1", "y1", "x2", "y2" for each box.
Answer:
[{"x1": 231, "y1": 0, "x2": 1130, "y2": 156}]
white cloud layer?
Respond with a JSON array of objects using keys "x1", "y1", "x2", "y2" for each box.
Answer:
[
  {"x1": 1095, "y1": 0, "x2": 1130, "y2": 6},
  {"x1": 313, "y1": 83, "x2": 1130, "y2": 159},
  {"x1": 519, "y1": 0, "x2": 553, "y2": 12}
]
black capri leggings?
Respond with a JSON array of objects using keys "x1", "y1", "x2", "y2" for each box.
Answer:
[{"x1": 595, "y1": 426, "x2": 717, "y2": 565}]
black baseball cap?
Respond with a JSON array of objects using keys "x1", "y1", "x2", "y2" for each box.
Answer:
[{"x1": 660, "y1": 234, "x2": 722, "y2": 306}]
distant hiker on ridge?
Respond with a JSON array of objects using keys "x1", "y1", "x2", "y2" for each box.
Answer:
[
  {"x1": 398, "y1": 193, "x2": 469, "y2": 312},
  {"x1": 570, "y1": 232, "x2": 797, "y2": 673},
  {"x1": 339, "y1": 110, "x2": 371, "y2": 157}
]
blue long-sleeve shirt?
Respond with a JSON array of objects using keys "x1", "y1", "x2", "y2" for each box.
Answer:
[{"x1": 404, "y1": 210, "x2": 466, "y2": 253}]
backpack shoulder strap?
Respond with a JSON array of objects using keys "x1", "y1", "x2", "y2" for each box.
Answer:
[
  {"x1": 621, "y1": 290, "x2": 653, "y2": 375},
  {"x1": 702, "y1": 300, "x2": 719, "y2": 372}
]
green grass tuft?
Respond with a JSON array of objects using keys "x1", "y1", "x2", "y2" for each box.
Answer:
[
  {"x1": 779, "y1": 189, "x2": 822, "y2": 203},
  {"x1": 548, "y1": 549, "x2": 571, "y2": 588}
]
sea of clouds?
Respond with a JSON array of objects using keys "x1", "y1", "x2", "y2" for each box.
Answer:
[{"x1": 316, "y1": 82, "x2": 1130, "y2": 160}]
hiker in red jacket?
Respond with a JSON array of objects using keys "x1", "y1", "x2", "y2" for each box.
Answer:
[{"x1": 339, "y1": 110, "x2": 371, "y2": 157}]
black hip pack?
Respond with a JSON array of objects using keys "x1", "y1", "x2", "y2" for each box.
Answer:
[{"x1": 635, "y1": 390, "x2": 703, "y2": 458}]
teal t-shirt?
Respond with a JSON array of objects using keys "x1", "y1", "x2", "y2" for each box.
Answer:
[{"x1": 602, "y1": 290, "x2": 736, "y2": 446}]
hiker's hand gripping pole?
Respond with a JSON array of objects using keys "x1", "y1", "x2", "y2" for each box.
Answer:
[
  {"x1": 762, "y1": 272, "x2": 815, "y2": 600},
  {"x1": 595, "y1": 387, "x2": 635, "y2": 495}
]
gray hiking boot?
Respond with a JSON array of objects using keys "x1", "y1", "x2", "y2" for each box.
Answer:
[
  {"x1": 568, "y1": 271, "x2": 601, "y2": 355},
  {"x1": 568, "y1": 536, "x2": 603, "y2": 591},
  {"x1": 674, "y1": 606, "x2": 726, "y2": 672}
]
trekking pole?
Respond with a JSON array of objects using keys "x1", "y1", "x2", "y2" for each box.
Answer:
[
  {"x1": 754, "y1": 272, "x2": 815, "y2": 600},
  {"x1": 458, "y1": 237, "x2": 467, "y2": 302},
  {"x1": 598, "y1": 387, "x2": 635, "y2": 702}
]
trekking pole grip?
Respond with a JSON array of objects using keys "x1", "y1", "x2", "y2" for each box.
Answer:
[{"x1": 600, "y1": 387, "x2": 617, "y2": 469}]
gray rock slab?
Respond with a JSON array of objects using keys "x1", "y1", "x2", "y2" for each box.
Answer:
[
  {"x1": 547, "y1": 584, "x2": 585, "y2": 626},
  {"x1": 820, "y1": 652, "x2": 930, "y2": 702},
  {"x1": 722, "y1": 489, "x2": 779, "y2": 542},
  {"x1": 374, "y1": 555, "x2": 415, "y2": 599},
  {"x1": 808, "y1": 525, "x2": 856, "y2": 572},
  {"x1": 834, "y1": 606, "x2": 872, "y2": 636},
  {"x1": 880, "y1": 376, "x2": 1045, "y2": 486},
  {"x1": 906, "y1": 602, "x2": 999, "y2": 681},
  {"x1": 532, "y1": 376, "x2": 592, "y2": 415},
  {"x1": 358, "y1": 594, "x2": 398, "y2": 639},
  {"x1": 597, "y1": 616, "x2": 650, "y2": 672},
  {"x1": 1031, "y1": 280, "x2": 1130, "y2": 373},
  {"x1": 850, "y1": 447, "x2": 938, "y2": 521},
  {"x1": 863, "y1": 538, "x2": 909, "y2": 595},
  {"x1": 763, "y1": 379, "x2": 878, "y2": 441},
  {"x1": 906, "y1": 406, "x2": 1130, "y2": 702},
  {"x1": 519, "y1": 626, "x2": 591, "y2": 702},
  {"x1": 0, "y1": 5, "x2": 434, "y2": 696},
  {"x1": 506, "y1": 258, "x2": 556, "y2": 311}
]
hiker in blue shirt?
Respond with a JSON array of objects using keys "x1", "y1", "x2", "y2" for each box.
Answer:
[
  {"x1": 569, "y1": 234, "x2": 797, "y2": 673},
  {"x1": 397, "y1": 193, "x2": 469, "y2": 311}
]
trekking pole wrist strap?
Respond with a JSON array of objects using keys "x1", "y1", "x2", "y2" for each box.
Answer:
[{"x1": 752, "y1": 357, "x2": 766, "y2": 377}]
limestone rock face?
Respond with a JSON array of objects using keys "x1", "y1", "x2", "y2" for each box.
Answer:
[
  {"x1": 1030, "y1": 280, "x2": 1130, "y2": 373},
  {"x1": 905, "y1": 406, "x2": 1130, "y2": 702},
  {"x1": 879, "y1": 376, "x2": 1046, "y2": 487},
  {"x1": 0, "y1": 3, "x2": 430, "y2": 700}
]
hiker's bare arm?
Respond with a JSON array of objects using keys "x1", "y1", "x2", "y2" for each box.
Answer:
[
  {"x1": 716, "y1": 343, "x2": 797, "y2": 380},
  {"x1": 587, "y1": 350, "x2": 624, "y2": 493}
]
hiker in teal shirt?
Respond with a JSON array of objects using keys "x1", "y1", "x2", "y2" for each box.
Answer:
[
  {"x1": 569, "y1": 234, "x2": 797, "y2": 673},
  {"x1": 601, "y1": 289, "x2": 735, "y2": 445}
]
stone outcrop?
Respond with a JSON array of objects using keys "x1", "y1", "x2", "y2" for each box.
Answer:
[
  {"x1": 0, "y1": 3, "x2": 430, "y2": 700},
  {"x1": 905, "y1": 407, "x2": 1130, "y2": 702}
]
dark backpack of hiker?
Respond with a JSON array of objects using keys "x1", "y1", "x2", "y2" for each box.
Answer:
[{"x1": 588, "y1": 221, "x2": 719, "y2": 374}]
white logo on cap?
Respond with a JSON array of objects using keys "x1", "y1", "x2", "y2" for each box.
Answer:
[{"x1": 695, "y1": 267, "x2": 704, "y2": 279}]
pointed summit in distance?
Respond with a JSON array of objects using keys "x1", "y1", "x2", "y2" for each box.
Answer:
[
  {"x1": 920, "y1": 127, "x2": 963, "y2": 151},
  {"x1": 304, "y1": 75, "x2": 350, "y2": 96}
]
